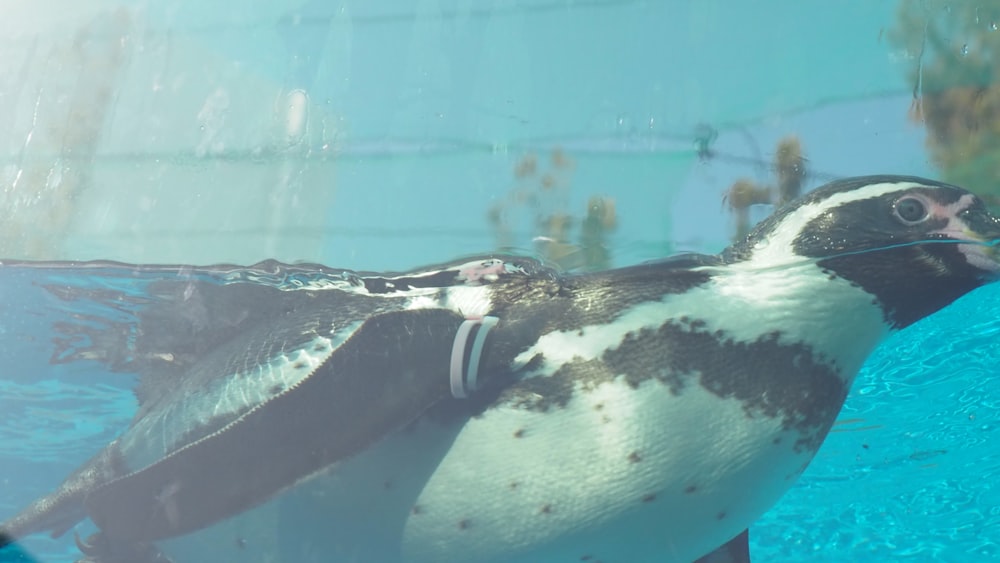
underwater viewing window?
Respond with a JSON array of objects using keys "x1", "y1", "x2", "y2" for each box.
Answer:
[{"x1": 0, "y1": 1, "x2": 999, "y2": 562}]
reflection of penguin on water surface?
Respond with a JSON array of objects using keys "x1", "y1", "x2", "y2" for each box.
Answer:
[{"x1": 2, "y1": 175, "x2": 1000, "y2": 563}]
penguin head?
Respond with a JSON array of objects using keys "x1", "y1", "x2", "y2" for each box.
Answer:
[{"x1": 726, "y1": 175, "x2": 1000, "y2": 328}]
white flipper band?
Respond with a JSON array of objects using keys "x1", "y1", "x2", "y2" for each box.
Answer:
[{"x1": 450, "y1": 316, "x2": 500, "y2": 399}]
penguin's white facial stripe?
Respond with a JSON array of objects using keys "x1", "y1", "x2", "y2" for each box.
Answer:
[
  {"x1": 746, "y1": 181, "x2": 927, "y2": 268},
  {"x1": 921, "y1": 192, "x2": 1000, "y2": 272},
  {"x1": 927, "y1": 193, "x2": 979, "y2": 239},
  {"x1": 917, "y1": 193, "x2": 1000, "y2": 272}
]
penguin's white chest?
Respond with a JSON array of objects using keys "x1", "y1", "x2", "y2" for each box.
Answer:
[{"x1": 397, "y1": 377, "x2": 814, "y2": 563}]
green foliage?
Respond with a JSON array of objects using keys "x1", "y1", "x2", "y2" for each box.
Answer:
[
  {"x1": 890, "y1": 1, "x2": 1000, "y2": 204},
  {"x1": 488, "y1": 149, "x2": 617, "y2": 271},
  {"x1": 725, "y1": 136, "x2": 806, "y2": 242}
]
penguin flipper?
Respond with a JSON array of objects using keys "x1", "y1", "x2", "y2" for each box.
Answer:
[
  {"x1": 694, "y1": 529, "x2": 751, "y2": 563},
  {"x1": 83, "y1": 307, "x2": 471, "y2": 544}
]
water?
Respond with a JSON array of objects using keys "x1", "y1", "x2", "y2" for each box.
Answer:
[
  {"x1": 0, "y1": 259, "x2": 998, "y2": 562},
  {"x1": 755, "y1": 282, "x2": 1000, "y2": 561}
]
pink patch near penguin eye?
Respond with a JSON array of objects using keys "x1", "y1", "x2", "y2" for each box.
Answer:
[{"x1": 928, "y1": 193, "x2": 979, "y2": 239}]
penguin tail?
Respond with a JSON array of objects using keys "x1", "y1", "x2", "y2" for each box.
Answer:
[
  {"x1": 0, "y1": 487, "x2": 87, "y2": 548},
  {"x1": 1, "y1": 444, "x2": 121, "y2": 549}
]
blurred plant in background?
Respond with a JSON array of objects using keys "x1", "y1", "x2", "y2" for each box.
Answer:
[
  {"x1": 891, "y1": 0, "x2": 1000, "y2": 205},
  {"x1": 725, "y1": 136, "x2": 807, "y2": 242},
  {"x1": 488, "y1": 149, "x2": 617, "y2": 271}
]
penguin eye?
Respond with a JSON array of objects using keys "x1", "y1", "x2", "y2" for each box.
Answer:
[{"x1": 893, "y1": 196, "x2": 929, "y2": 225}]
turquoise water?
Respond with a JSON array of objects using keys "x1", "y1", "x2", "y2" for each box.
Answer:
[
  {"x1": 0, "y1": 261, "x2": 998, "y2": 562},
  {"x1": 757, "y1": 282, "x2": 1000, "y2": 561}
]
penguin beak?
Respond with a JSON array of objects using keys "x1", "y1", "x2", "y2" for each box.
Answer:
[
  {"x1": 956, "y1": 205, "x2": 1000, "y2": 273},
  {"x1": 960, "y1": 205, "x2": 1000, "y2": 243}
]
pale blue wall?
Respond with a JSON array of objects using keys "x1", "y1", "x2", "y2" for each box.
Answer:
[{"x1": 0, "y1": 0, "x2": 919, "y2": 270}]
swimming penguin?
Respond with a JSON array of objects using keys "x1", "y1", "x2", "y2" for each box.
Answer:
[{"x1": 2, "y1": 175, "x2": 1000, "y2": 562}]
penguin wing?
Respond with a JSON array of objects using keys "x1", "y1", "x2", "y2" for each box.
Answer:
[
  {"x1": 88, "y1": 305, "x2": 471, "y2": 544},
  {"x1": 1, "y1": 301, "x2": 474, "y2": 547}
]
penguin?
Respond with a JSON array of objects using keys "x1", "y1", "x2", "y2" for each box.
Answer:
[{"x1": 1, "y1": 175, "x2": 999, "y2": 563}]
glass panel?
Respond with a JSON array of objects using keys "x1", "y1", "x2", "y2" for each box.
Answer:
[{"x1": 1, "y1": 1, "x2": 999, "y2": 562}]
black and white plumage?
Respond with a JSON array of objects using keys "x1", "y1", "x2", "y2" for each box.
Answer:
[{"x1": 1, "y1": 175, "x2": 999, "y2": 563}]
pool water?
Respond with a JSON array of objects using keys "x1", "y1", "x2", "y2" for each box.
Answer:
[{"x1": 755, "y1": 282, "x2": 1000, "y2": 561}]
